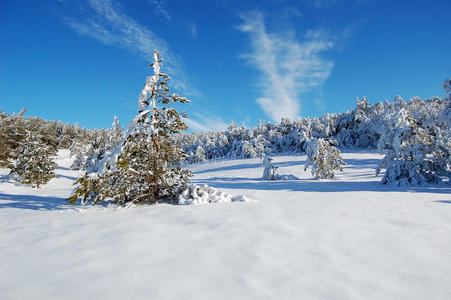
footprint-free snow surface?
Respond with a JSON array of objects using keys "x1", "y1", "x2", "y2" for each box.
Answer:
[{"x1": 1, "y1": 150, "x2": 450, "y2": 299}]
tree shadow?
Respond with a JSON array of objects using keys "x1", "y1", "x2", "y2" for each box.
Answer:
[
  {"x1": 56, "y1": 174, "x2": 78, "y2": 181},
  {"x1": 273, "y1": 161, "x2": 304, "y2": 168},
  {"x1": 342, "y1": 159, "x2": 380, "y2": 170},
  {"x1": 343, "y1": 158, "x2": 381, "y2": 166},
  {"x1": 192, "y1": 177, "x2": 451, "y2": 194},
  {"x1": 191, "y1": 156, "x2": 450, "y2": 195},
  {"x1": 433, "y1": 200, "x2": 451, "y2": 204},
  {"x1": 0, "y1": 174, "x2": 10, "y2": 183},
  {"x1": 57, "y1": 166, "x2": 71, "y2": 171},
  {"x1": 0, "y1": 193, "x2": 92, "y2": 211},
  {"x1": 191, "y1": 158, "x2": 381, "y2": 175},
  {"x1": 192, "y1": 162, "x2": 263, "y2": 174}
]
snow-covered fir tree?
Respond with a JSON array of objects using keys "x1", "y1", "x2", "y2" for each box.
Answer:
[
  {"x1": 262, "y1": 155, "x2": 278, "y2": 180},
  {"x1": 304, "y1": 138, "x2": 345, "y2": 179},
  {"x1": 0, "y1": 117, "x2": 15, "y2": 168},
  {"x1": 0, "y1": 109, "x2": 27, "y2": 168},
  {"x1": 69, "y1": 141, "x2": 88, "y2": 170},
  {"x1": 69, "y1": 50, "x2": 191, "y2": 205},
  {"x1": 376, "y1": 82, "x2": 451, "y2": 186},
  {"x1": 83, "y1": 129, "x2": 110, "y2": 173},
  {"x1": 242, "y1": 140, "x2": 257, "y2": 158},
  {"x1": 10, "y1": 132, "x2": 57, "y2": 188},
  {"x1": 193, "y1": 145, "x2": 206, "y2": 163},
  {"x1": 0, "y1": 126, "x2": 10, "y2": 168},
  {"x1": 110, "y1": 115, "x2": 124, "y2": 148}
]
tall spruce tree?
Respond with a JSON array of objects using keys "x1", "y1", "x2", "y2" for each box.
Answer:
[{"x1": 69, "y1": 50, "x2": 191, "y2": 205}]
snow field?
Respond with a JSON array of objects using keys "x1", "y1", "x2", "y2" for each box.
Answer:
[{"x1": 1, "y1": 150, "x2": 451, "y2": 299}]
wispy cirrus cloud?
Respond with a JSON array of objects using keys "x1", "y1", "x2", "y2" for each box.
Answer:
[
  {"x1": 61, "y1": 0, "x2": 197, "y2": 96},
  {"x1": 237, "y1": 11, "x2": 334, "y2": 122},
  {"x1": 184, "y1": 113, "x2": 228, "y2": 132},
  {"x1": 151, "y1": 0, "x2": 171, "y2": 20}
]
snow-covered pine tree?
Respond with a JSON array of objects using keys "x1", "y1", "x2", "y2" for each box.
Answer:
[
  {"x1": 304, "y1": 138, "x2": 345, "y2": 179},
  {"x1": 193, "y1": 145, "x2": 206, "y2": 163},
  {"x1": 70, "y1": 141, "x2": 88, "y2": 170},
  {"x1": 0, "y1": 109, "x2": 27, "y2": 168},
  {"x1": 10, "y1": 132, "x2": 57, "y2": 188},
  {"x1": 0, "y1": 118, "x2": 14, "y2": 168},
  {"x1": 253, "y1": 134, "x2": 267, "y2": 158},
  {"x1": 84, "y1": 129, "x2": 110, "y2": 174},
  {"x1": 376, "y1": 108, "x2": 437, "y2": 185},
  {"x1": 242, "y1": 140, "x2": 257, "y2": 158},
  {"x1": 69, "y1": 50, "x2": 191, "y2": 205},
  {"x1": 110, "y1": 115, "x2": 124, "y2": 148},
  {"x1": 376, "y1": 81, "x2": 451, "y2": 185},
  {"x1": 38, "y1": 121, "x2": 59, "y2": 156},
  {"x1": 436, "y1": 80, "x2": 451, "y2": 181},
  {"x1": 262, "y1": 155, "x2": 278, "y2": 180},
  {"x1": 58, "y1": 123, "x2": 75, "y2": 149}
]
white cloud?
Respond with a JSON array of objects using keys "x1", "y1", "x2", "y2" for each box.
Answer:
[
  {"x1": 237, "y1": 11, "x2": 334, "y2": 122},
  {"x1": 184, "y1": 114, "x2": 228, "y2": 132},
  {"x1": 63, "y1": 0, "x2": 197, "y2": 95}
]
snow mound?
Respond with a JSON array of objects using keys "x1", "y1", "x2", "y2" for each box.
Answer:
[{"x1": 178, "y1": 184, "x2": 251, "y2": 205}]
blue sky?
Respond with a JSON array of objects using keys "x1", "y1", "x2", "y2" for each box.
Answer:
[{"x1": 1, "y1": 0, "x2": 450, "y2": 131}]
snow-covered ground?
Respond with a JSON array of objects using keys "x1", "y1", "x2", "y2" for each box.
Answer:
[{"x1": 1, "y1": 150, "x2": 450, "y2": 299}]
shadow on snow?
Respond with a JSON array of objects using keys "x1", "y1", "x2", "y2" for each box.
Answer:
[
  {"x1": 433, "y1": 200, "x2": 451, "y2": 204},
  {"x1": 0, "y1": 193, "x2": 98, "y2": 211},
  {"x1": 192, "y1": 177, "x2": 451, "y2": 194},
  {"x1": 1, "y1": 156, "x2": 449, "y2": 211},
  {"x1": 191, "y1": 158, "x2": 380, "y2": 175}
]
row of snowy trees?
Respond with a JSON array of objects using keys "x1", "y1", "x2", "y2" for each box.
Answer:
[
  {"x1": 0, "y1": 101, "x2": 132, "y2": 188},
  {"x1": 175, "y1": 96, "x2": 449, "y2": 162},
  {"x1": 174, "y1": 80, "x2": 450, "y2": 185},
  {"x1": 1, "y1": 63, "x2": 449, "y2": 189},
  {"x1": 0, "y1": 109, "x2": 95, "y2": 187}
]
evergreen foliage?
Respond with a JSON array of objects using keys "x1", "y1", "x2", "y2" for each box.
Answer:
[
  {"x1": 0, "y1": 108, "x2": 93, "y2": 172},
  {"x1": 2, "y1": 78, "x2": 449, "y2": 189},
  {"x1": 10, "y1": 132, "x2": 57, "y2": 188},
  {"x1": 375, "y1": 82, "x2": 451, "y2": 185},
  {"x1": 0, "y1": 109, "x2": 27, "y2": 168},
  {"x1": 172, "y1": 79, "x2": 449, "y2": 186},
  {"x1": 69, "y1": 50, "x2": 191, "y2": 205},
  {"x1": 304, "y1": 138, "x2": 345, "y2": 179},
  {"x1": 173, "y1": 90, "x2": 449, "y2": 168},
  {"x1": 69, "y1": 141, "x2": 89, "y2": 171}
]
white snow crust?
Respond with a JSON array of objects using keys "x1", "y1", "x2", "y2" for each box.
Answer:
[{"x1": 1, "y1": 150, "x2": 451, "y2": 299}]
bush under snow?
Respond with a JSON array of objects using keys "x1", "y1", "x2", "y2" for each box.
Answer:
[{"x1": 178, "y1": 184, "x2": 250, "y2": 205}]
